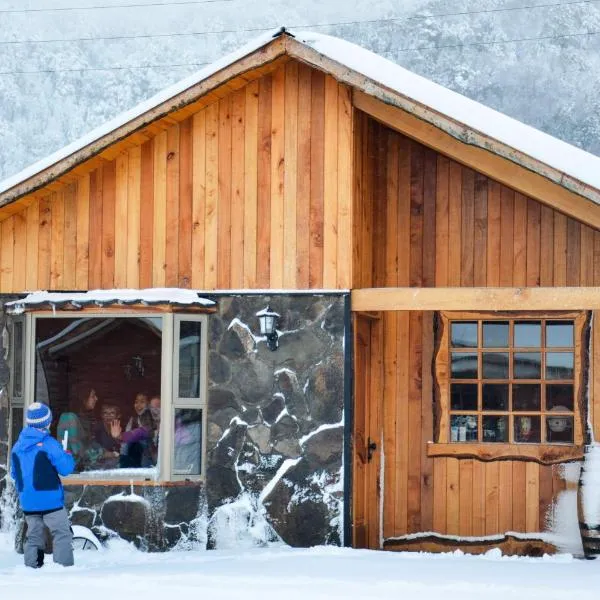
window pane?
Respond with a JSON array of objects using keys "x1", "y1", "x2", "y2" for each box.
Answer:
[
  {"x1": 546, "y1": 415, "x2": 574, "y2": 443},
  {"x1": 451, "y1": 384, "x2": 478, "y2": 411},
  {"x1": 514, "y1": 415, "x2": 541, "y2": 443},
  {"x1": 482, "y1": 384, "x2": 508, "y2": 410},
  {"x1": 13, "y1": 321, "x2": 23, "y2": 397},
  {"x1": 514, "y1": 352, "x2": 541, "y2": 379},
  {"x1": 546, "y1": 352, "x2": 574, "y2": 380},
  {"x1": 451, "y1": 352, "x2": 478, "y2": 379},
  {"x1": 482, "y1": 416, "x2": 508, "y2": 442},
  {"x1": 450, "y1": 415, "x2": 478, "y2": 442},
  {"x1": 546, "y1": 321, "x2": 574, "y2": 348},
  {"x1": 451, "y1": 322, "x2": 477, "y2": 348},
  {"x1": 546, "y1": 384, "x2": 574, "y2": 411},
  {"x1": 513, "y1": 384, "x2": 541, "y2": 411},
  {"x1": 174, "y1": 408, "x2": 203, "y2": 475},
  {"x1": 514, "y1": 322, "x2": 541, "y2": 348},
  {"x1": 482, "y1": 352, "x2": 509, "y2": 379},
  {"x1": 178, "y1": 321, "x2": 202, "y2": 398},
  {"x1": 34, "y1": 317, "x2": 162, "y2": 474},
  {"x1": 482, "y1": 322, "x2": 508, "y2": 348}
]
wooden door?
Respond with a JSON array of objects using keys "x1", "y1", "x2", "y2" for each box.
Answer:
[{"x1": 352, "y1": 313, "x2": 383, "y2": 548}]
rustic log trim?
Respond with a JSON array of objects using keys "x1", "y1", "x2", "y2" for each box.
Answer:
[
  {"x1": 427, "y1": 442, "x2": 584, "y2": 464},
  {"x1": 383, "y1": 533, "x2": 557, "y2": 556},
  {"x1": 352, "y1": 287, "x2": 600, "y2": 312}
]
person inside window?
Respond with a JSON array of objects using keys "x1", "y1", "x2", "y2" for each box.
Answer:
[
  {"x1": 56, "y1": 388, "x2": 103, "y2": 471},
  {"x1": 113, "y1": 393, "x2": 156, "y2": 468},
  {"x1": 91, "y1": 403, "x2": 121, "y2": 470}
]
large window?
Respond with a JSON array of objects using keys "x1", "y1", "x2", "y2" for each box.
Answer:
[
  {"x1": 432, "y1": 312, "x2": 587, "y2": 461},
  {"x1": 19, "y1": 312, "x2": 208, "y2": 480}
]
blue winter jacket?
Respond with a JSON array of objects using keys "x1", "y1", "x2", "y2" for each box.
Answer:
[{"x1": 10, "y1": 426, "x2": 75, "y2": 513}]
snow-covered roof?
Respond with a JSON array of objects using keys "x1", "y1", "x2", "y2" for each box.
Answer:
[
  {"x1": 1, "y1": 28, "x2": 600, "y2": 204},
  {"x1": 5, "y1": 288, "x2": 216, "y2": 314}
]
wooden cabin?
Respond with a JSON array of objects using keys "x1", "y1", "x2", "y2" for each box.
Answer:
[{"x1": 1, "y1": 28, "x2": 600, "y2": 555}]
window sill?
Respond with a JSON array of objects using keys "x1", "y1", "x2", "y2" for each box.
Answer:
[
  {"x1": 62, "y1": 478, "x2": 202, "y2": 487},
  {"x1": 426, "y1": 442, "x2": 584, "y2": 464}
]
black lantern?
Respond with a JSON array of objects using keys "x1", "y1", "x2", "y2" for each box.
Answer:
[{"x1": 256, "y1": 306, "x2": 280, "y2": 351}]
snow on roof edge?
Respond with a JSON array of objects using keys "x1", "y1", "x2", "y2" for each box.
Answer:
[
  {"x1": 2, "y1": 27, "x2": 600, "y2": 200},
  {"x1": 5, "y1": 288, "x2": 216, "y2": 313},
  {"x1": 294, "y1": 30, "x2": 600, "y2": 193}
]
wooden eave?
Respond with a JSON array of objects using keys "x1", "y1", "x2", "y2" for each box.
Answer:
[{"x1": 2, "y1": 32, "x2": 600, "y2": 231}]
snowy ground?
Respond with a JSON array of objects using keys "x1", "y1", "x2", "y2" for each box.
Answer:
[{"x1": 1, "y1": 534, "x2": 600, "y2": 600}]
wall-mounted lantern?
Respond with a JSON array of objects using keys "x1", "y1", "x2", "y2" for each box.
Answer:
[{"x1": 256, "y1": 306, "x2": 280, "y2": 351}]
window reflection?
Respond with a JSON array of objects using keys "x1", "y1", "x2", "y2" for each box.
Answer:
[
  {"x1": 482, "y1": 416, "x2": 508, "y2": 442},
  {"x1": 546, "y1": 384, "x2": 574, "y2": 411},
  {"x1": 482, "y1": 352, "x2": 509, "y2": 379},
  {"x1": 514, "y1": 352, "x2": 541, "y2": 379},
  {"x1": 179, "y1": 321, "x2": 202, "y2": 398},
  {"x1": 451, "y1": 322, "x2": 477, "y2": 348},
  {"x1": 174, "y1": 408, "x2": 202, "y2": 475},
  {"x1": 451, "y1": 352, "x2": 478, "y2": 379},
  {"x1": 546, "y1": 322, "x2": 574, "y2": 347},
  {"x1": 546, "y1": 352, "x2": 574, "y2": 380},
  {"x1": 513, "y1": 384, "x2": 541, "y2": 411},
  {"x1": 482, "y1": 322, "x2": 508, "y2": 348},
  {"x1": 514, "y1": 415, "x2": 541, "y2": 443},
  {"x1": 514, "y1": 321, "x2": 541, "y2": 348}
]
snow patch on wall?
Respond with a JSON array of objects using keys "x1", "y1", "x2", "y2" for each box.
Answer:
[
  {"x1": 581, "y1": 443, "x2": 600, "y2": 527},
  {"x1": 208, "y1": 492, "x2": 280, "y2": 550},
  {"x1": 545, "y1": 490, "x2": 584, "y2": 556}
]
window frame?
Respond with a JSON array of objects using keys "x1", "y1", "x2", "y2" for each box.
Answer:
[
  {"x1": 428, "y1": 310, "x2": 588, "y2": 464},
  {"x1": 19, "y1": 309, "x2": 209, "y2": 483}
]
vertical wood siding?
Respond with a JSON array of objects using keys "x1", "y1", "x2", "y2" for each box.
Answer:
[
  {"x1": 354, "y1": 113, "x2": 600, "y2": 540},
  {"x1": 0, "y1": 62, "x2": 353, "y2": 293}
]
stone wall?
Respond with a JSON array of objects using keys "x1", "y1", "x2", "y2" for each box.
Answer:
[{"x1": 1, "y1": 293, "x2": 348, "y2": 550}]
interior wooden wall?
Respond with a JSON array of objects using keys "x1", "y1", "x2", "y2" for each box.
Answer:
[
  {"x1": 0, "y1": 61, "x2": 353, "y2": 293},
  {"x1": 354, "y1": 112, "x2": 600, "y2": 541}
]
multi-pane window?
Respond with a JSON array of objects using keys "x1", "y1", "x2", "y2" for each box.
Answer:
[{"x1": 446, "y1": 316, "x2": 581, "y2": 445}]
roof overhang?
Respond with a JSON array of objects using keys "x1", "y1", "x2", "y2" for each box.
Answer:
[
  {"x1": 1, "y1": 29, "x2": 600, "y2": 229},
  {"x1": 5, "y1": 288, "x2": 217, "y2": 315}
]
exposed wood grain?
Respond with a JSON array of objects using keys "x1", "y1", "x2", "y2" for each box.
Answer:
[
  {"x1": 473, "y1": 173, "x2": 487, "y2": 287},
  {"x1": 486, "y1": 181, "x2": 501, "y2": 287},
  {"x1": 1, "y1": 218, "x2": 14, "y2": 292},
  {"x1": 270, "y1": 66, "x2": 285, "y2": 288},
  {"x1": 63, "y1": 184, "x2": 77, "y2": 290},
  {"x1": 460, "y1": 167, "x2": 474, "y2": 287},
  {"x1": 309, "y1": 70, "x2": 325, "y2": 288},
  {"x1": 139, "y1": 140, "x2": 154, "y2": 288},
  {"x1": 88, "y1": 170, "x2": 102, "y2": 288},
  {"x1": 283, "y1": 61, "x2": 298, "y2": 288},
  {"x1": 337, "y1": 83, "x2": 353, "y2": 289},
  {"x1": 191, "y1": 111, "x2": 206, "y2": 289},
  {"x1": 126, "y1": 147, "x2": 141, "y2": 288},
  {"x1": 101, "y1": 162, "x2": 116, "y2": 288},
  {"x1": 217, "y1": 97, "x2": 232, "y2": 289},
  {"x1": 256, "y1": 75, "x2": 272, "y2": 288},
  {"x1": 243, "y1": 81, "x2": 259, "y2": 288},
  {"x1": 205, "y1": 102, "x2": 219, "y2": 289},
  {"x1": 26, "y1": 200, "x2": 40, "y2": 291},
  {"x1": 152, "y1": 131, "x2": 167, "y2": 287},
  {"x1": 230, "y1": 89, "x2": 246, "y2": 289},
  {"x1": 114, "y1": 153, "x2": 129, "y2": 288},
  {"x1": 323, "y1": 75, "x2": 339, "y2": 288}
]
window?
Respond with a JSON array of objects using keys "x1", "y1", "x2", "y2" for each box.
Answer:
[
  {"x1": 431, "y1": 312, "x2": 587, "y2": 462},
  {"x1": 18, "y1": 311, "x2": 208, "y2": 481}
]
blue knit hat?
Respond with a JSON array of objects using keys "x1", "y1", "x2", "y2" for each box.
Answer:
[{"x1": 26, "y1": 402, "x2": 53, "y2": 429}]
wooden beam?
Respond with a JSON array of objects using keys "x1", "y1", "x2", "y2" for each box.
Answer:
[
  {"x1": 352, "y1": 287, "x2": 600, "y2": 311},
  {"x1": 352, "y1": 91, "x2": 600, "y2": 229}
]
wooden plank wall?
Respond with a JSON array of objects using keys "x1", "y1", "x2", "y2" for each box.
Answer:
[
  {"x1": 0, "y1": 61, "x2": 353, "y2": 293},
  {"x1": 354, "y1": 112, "x2": 600, "y2": 540}
]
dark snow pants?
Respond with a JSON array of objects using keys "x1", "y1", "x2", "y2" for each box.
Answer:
[{"x1": 24, "y1": 507, "x2": 74, "y2": 567}]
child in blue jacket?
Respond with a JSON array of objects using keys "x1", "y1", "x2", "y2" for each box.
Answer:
[{"x1": 11, "y1": 402, "x2": 75, "y2": 568}]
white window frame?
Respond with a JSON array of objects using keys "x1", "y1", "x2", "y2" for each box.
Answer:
[{"x1": 19, "y1": 310, "x2": 208, "y2": 483}]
